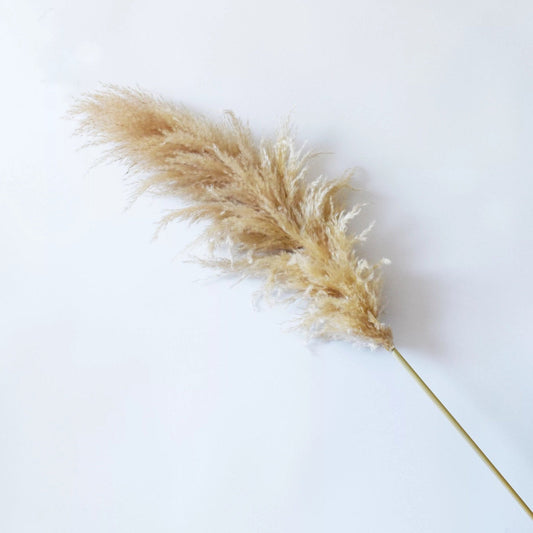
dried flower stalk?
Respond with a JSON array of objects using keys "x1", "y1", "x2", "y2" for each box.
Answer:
[
  {"x1": 71, "y1": 86, "x2": 532, "y2": 519},
  {"x1": 71, "y1": 85, "x2": 393, "y2": 349}
]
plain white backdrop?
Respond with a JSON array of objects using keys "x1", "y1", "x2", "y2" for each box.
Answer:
[{"x1": 1, "y1": 1, "x2": 532, "y2": 531}]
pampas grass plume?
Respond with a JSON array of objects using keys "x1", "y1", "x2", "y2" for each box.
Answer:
[
  {"x1": 70, "y1": 85, "x2": 533, "y2": 519},
  {"x1": 71, "y1": 85, "x2": 393, "y2": 349}
]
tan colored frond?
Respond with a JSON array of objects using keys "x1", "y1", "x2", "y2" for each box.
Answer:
[{"x1": 71, "y1": 85, "x2": 393, "y2": 349}]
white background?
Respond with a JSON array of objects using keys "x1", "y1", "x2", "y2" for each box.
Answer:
[{"x1": 1, "y1": 1, "x2": 532, "y2": 531}]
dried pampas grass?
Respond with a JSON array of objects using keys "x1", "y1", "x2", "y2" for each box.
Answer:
[
  {"x1": 70, "y1": 86, "x2": 532, "y2": 519},
  {"x1": 71, "y1": 85, "x2": 393, "y2": 349}
]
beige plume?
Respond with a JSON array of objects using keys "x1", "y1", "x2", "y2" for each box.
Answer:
[
  {"x1": 71, "y1": 85, "x2": 393, "y2": 349},
  {"x1": 70, "y1": 86, "x2": 532, "y2": 519}
]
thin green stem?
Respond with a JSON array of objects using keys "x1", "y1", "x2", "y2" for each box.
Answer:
[{"x1": 391, "y1": 346, "x2": 532, "y2": 520}]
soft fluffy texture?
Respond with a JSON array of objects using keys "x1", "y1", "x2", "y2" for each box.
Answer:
[{"x1": 71, "y1": 86, "x2": 393, "y2": 349}]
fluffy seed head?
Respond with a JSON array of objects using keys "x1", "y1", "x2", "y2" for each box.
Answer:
[{"x1": 71, "y1": 86, "x2": 393, "y2": 350}]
